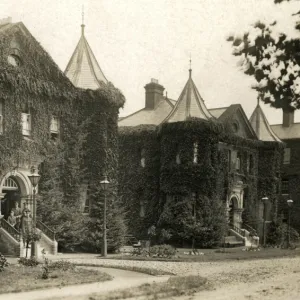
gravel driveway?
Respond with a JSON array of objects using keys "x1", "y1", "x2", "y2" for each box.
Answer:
[{"x1": 64, "y1": 256, "x2": 300, "y2": 299}]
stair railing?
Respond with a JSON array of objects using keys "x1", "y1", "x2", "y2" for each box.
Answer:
[
  {"x1": 229, "y1": 223, "x2": 245, "y2": 237},
  {"x1": 243, "y1": 223, "x2": 258, "y2": 236},
  {"x1": 36, "y1": 221, "x2": 56, "y2": 241},
  {"x1": 0, "y1": 218, "x2": 20, "y2": 242}
]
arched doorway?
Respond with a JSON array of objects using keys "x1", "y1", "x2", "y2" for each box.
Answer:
[
  {"x1": 1, "y1": 177, "x2": 21, "y2": 219},
  {"x1": 0, "y1": 170, "x2": 32, "y2": 220}
]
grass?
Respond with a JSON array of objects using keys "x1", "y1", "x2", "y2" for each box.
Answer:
[
  {"x1": 110, "y1": 246, "x2": 300, "y2": 262},
  {"x1": 0, "y1": 264, "x2": 112, "y2": 294},
  {"x1": 75, "y1": 263, "x2": 175, "y2": 276},
  {"x1": 56, "y1": 275, "x2": 209, "y2": 300}
]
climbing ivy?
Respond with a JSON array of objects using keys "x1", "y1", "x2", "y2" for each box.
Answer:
[{"x1": 118, "y1": 117, "x2": 283, "y2": 244}]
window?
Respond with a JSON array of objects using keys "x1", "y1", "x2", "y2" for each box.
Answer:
[
  {"x1": 0, "y1": 100, "x2": 3, "y2": 134},
  {"x1": 247, "y1": 154, "x2": 254, "y2": 174},
  {"x1": 281, "y1": 180, "x2": 289, "y2": 195},
  {"x1": 228, "y1": 150, "x2": 231, "y2": 170},
  {"x1": 21, "y1": 112, "x2": 31, "y2": 136},
  {"x1": 50, "y1": 116, "x2": 60, "y2": 140},
  {"x1": 283, "y1": 148, "x2": 291, "y2": 165},
  {"x1": 50, "y1": 116, "x2": 59, "y2": 133},
  {"x1": 7, "y1": 54, "x2": 21, "y2": 67},
  {"x1": 176, "y1": 153, "x2": 181, "y2": 164},
  {"x1": 140, "y1": 149, "x2": 146, "y2": 168},
  {"x1": 193, "y1": 142, "x2": 198, "y2": 164},
  {"x1": 140, "y1": 199, "x2": 145, "y2": 217},
  {"x1": 235, "y1": 152, "x2": 241, "y2": 171}
]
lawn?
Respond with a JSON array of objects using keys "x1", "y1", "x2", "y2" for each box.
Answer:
[
  {"x1": 0, "y1": 264, "x2": 112, "y2": 294},
  {"x1": 111, "y1": 246, "x2": 300, "y2": 262},
  {"x1": 54, "y1": 275, "x2": 209, "y2": 300}
]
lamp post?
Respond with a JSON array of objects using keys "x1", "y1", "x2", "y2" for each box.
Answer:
[
  {"x1": 261, "y1": 196, "x2": 268, "y2": 247},
  {"x1": 27, "y1": 166, "x2": 41, "y2": 257},
  {"x1": 287, "y1": 199, "x2": 293, "y2": 248},
  {"x1": 100, "y1": 175, "x2": 110, "y2": 257}
]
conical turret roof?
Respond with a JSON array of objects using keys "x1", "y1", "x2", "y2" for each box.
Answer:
[
  {"x1": 163, "y1": 70, "x2": 214, "y2": 123},
  {"x1": 65, "y1": 24, "x2": 107, "y2": 89},
  {"x1": 249, "y1": 100, "x2": 282, "y2": 142}
]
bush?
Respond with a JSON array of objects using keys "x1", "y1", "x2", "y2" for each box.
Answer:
[
  {"x1": 18, "y1": 257, "x2": 39, "y2": 267},
  {"x1": 49, "y1": 260, "x2": 75, "y2": 271},
  {"x1": 267, "y1": 221, "x2": 299, "y2": 247},
  {"x1": 0, "y1": 253, "x2": 8, "y2": 272},
  {"x1": 149, "y1": 244, "x2": 176, "y2": 258}
]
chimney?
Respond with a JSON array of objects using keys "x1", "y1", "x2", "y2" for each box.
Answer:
[
  {"x1": 0, "y1": 17, "x2": 12, "y2": 26},
  {"x1": 144, "y1": 78, "x2": 165, "y2": 109},
  {"x1": 282, "y1": 109, "x2": 294, "y2": 127}
]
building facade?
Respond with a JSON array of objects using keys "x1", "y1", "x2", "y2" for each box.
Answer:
[
  {"x1": 0, "y1": 18, "x2": 123, "y2": 256},
  {"x1": 119, "y1": 69, "x2": 285, "y2": 246}
]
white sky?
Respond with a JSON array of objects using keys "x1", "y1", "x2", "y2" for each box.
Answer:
[{"x1": 1, "y1": 0, "x2": 300, "y2": 124}]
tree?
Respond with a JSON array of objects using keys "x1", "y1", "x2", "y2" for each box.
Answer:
[
  {"x1": 227, "y1": 0, "x2": 300, "y2": 111},
  {"x1": 158, "y1": 195, "x2": 228, "y2": 248}
]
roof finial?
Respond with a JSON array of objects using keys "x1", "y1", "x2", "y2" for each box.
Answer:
[
  {"x1": 81, "y1": 5, "x2": 85, "y2": 35},
  {"x1": 189, "y1": 53, "x2": 192, "y2": 78},
  {"x1": 257, "y1": 95, "x2": 260, "y2": 107}
]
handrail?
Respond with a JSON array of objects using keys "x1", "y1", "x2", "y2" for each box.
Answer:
[
  {"x1": 229, "y1": 223, "x2": 245, "y2": 237},
  {"x1": 243, "y1": 223, "x2": 258, "y2": 236},
  {"x1": 36, "y1": 221, "x2": 56, "y2": 241},
  {"x1": 0, "y1": 218, "x2": 20, "y2": 242}
]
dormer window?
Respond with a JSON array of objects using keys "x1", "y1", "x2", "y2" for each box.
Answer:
[
  {"x1": 7, "y1": 54, "x2": 21, "y2": 67},
  {"x1": 21, "y1": 109, "x2": 31, "y2": 136},
  {"x1": 193, "y1": 142, "x2": 198, "y2": 164},
  {"x1": 50, "y1": 116, "x2": 59, "y2": 140}
]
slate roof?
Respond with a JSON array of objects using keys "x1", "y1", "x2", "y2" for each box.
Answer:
[
  {"x1": 270, "y1": 123, "x2": 300, "y2": 140},
  {"x1": 65, "y1": 24, "x2": 107, "y2": 89},
  {"x1": 249, "y1": 103, "x2": 282, "y2": 142},
  {"x1": 163, "y1": 70, "x2": 214, "y2": 123},
  {"x1": 119, "y1": 97, "x2": 174, "y2": 126}
]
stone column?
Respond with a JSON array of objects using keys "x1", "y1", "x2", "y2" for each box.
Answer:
[
  {"x1": 0, "y1": 193, "x2": 6, "y2": 220},
  {"x1": 234, "y1": 208, "x2": 244, "y2": 229}
]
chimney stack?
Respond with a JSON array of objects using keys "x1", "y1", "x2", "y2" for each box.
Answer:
[
  {"x1": 0, "y1": 17, "x2": 12, "y2": 26},
  {"x1": 282, "y1": 109, "x2": 294, "y2": 127},
  {"x1": 144, "y1": 79, "x2": 165, "y2": 109}
]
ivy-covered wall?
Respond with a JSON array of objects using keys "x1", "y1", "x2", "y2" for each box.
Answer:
[
  {"x1": 118, "y1": 118, "x2": 283, "y2": 244},
  {"x1": 0, "y1": 23, "x2": 125, "y2": 251}
]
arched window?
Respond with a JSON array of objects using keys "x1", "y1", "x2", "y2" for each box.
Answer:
[
  {"x1": 193, "y1": 142, "x2": 198, "y2": 164},
  {"x1": 7, "y1": 54, "x2": 21, "y2": 67},
  {"x1": 176, "y1": 153, "x2": 181, "y2": 165}
]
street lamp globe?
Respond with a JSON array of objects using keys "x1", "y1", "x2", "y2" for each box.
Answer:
[
  {"x1": 100, "y1": 175, "x2": 110, "y2": 191},
  {"x1": 28, "y1": 167, "x2": 41, "y2": 188},
  {"x1": 287, "y1": 199, "x2": 293, "y2": 208}
]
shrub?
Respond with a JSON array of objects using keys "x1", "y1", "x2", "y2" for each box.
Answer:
[
  {"x1": 49, "y1": 260, "x2": 75, "y2": 271},
  {"x1": 0, "y1": 253, "x2": 8, "y2": 272},
  {"x1": 18, "y1": 257, "x2": 39, "y2": 267},
  {"x1": 149, "y1": 244, "x2": 176, "y2": 258}
]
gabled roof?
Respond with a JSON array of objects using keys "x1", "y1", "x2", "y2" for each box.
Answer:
[
  {"x1": 65, "y1": 24, "x2": 107, "y2": 89},
  {"x1": 250, "y1": 102, "x2": 282, "y2": 142},
  {"x1": 119, "y1": 96, "x2": 174, "y2": 126},
  {"x1": 218, "y1": 104, "x2": 258, "y2": 139},
  {"x1": 163, "y1": 70, "x2": 214, "y2": 123},
  {"x1": 271, "y1": 123, "x2": 300, "y2": 140}
]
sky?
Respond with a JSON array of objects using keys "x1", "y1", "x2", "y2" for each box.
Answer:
[{"x1": 1, "y1": 0, "x2": 300, "y2": 124}]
